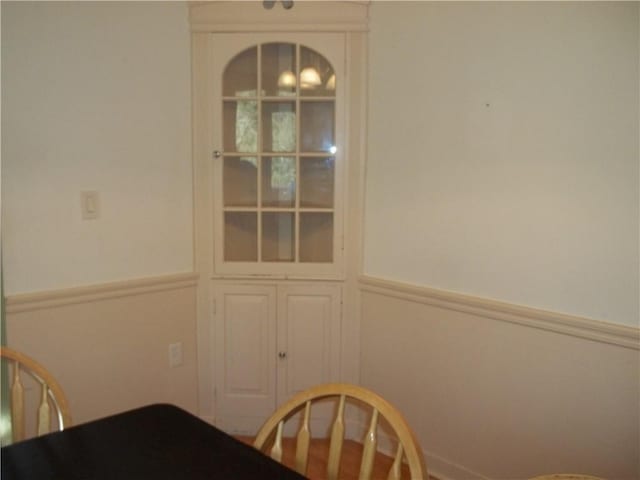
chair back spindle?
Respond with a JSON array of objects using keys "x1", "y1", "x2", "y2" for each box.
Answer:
[
  {"x1": 388, "y1": 443, "x2": 405, "y2": 480},
  {"x1": 327, "y1": 394, "x2": 346, "y2": 480},
  {"x1": 10, "y1": 361, "x2": 25, "y2": 442},
  {"x1": 294, "y1": 401, "x2": 312, "y2": 474},
  {"x1": 359, "y1": 408, "x2": 379, "y2": 480},
  {"x1": 270, "y1": 420, "x2": 284, "y2": 461},
  {"x1": 37, "y1": 382, "x2": 52, "y2": 436}
]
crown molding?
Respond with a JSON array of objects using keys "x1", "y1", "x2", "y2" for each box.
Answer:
[{"x1": 189, "y1": 1, "x2": 369, "y2": 32}]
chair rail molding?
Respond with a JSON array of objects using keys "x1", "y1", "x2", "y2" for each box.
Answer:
[
  {"x1": 5, "y1": 273, "x2": 198, "y2": 314},
  {"x1": 359, "y1": 275, "x2": 640, "y2": 351}
]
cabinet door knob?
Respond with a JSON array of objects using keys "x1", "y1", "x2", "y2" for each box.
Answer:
[
  {"x1": 278, "y1": 352, "x2": 287, "y2": 359},
  {"x1": 213, "y1": 150, "x2": 223, "y2": 158}
]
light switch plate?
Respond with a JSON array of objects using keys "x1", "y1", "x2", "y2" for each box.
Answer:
[{"x1": 81, "y1": 191, "x2": 100, "y2": 220}]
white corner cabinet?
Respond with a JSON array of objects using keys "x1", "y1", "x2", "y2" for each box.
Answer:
[{"x1": 190, "y1": 1, "x2": 368, "y2": 431}]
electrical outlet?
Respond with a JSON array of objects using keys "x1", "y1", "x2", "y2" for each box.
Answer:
[{"x1": 168, "y1": 342, "x2": 183, "y2": 368}]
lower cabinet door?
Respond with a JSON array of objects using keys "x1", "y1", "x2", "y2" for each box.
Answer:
[
  {"x1": 214, "y1": 284, "x2": 277, "y2": 434},
  {"x1": 276, "y1": 284, "x2": 341, "y2": 404},
  {"x1": 214, "y1": 282, "x2": 341, "y2": 435}
]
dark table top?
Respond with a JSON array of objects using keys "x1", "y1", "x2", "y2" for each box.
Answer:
[{"x1": 1, "y1": 403, "x2": 307, "y2": 480}]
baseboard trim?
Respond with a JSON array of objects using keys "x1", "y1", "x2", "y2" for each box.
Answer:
[
  {"x1": 199, "y1": 415, "x2": 217, "y2": 427},
  {"x1": 424, "y1": 450, "x2": 492, "y2": 480},
  {"x1": 5, "y1": 273, "x2": 199, "y2": 313},
  {"x1": 359, "y1": 275, "x2": 639, "y2": 351}
]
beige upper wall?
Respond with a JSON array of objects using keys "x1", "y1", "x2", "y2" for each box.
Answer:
[
  {"x1": 3, "y1": 1, "x2": 639, "y2": 328},
  {"x1": 1, "y1": 1, "x2": 193, "y2": 295},
  {"x1": 365, "y1": 2, "x2": 639, "y2": 326}
]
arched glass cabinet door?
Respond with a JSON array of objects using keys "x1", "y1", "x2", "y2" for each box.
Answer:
[{"x1": 214, "y1": 38, "x2": 343, "y2": 277}]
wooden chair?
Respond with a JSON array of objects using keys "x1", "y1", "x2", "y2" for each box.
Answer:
[
  {"x1": 254, "y1": 383, "x2": 427, "y2": 480},
  {"x1": 530, "y1": 475, "x2": 605, "y2": 480},
  {"x1": 1, "y1": 346, "x2": 72, "y2": 443}
]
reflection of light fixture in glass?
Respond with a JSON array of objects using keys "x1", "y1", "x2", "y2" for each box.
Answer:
[
  {"x1": 300, "y1": 67, "x2": 321, "y2": 89},
  {"x1": 326, "y1": 74, "x2": 336, "y2": 90},
  {"x1": 277, "y1": 70, "x2": 296, "y2": 88},
  {"x1": 329, "y1": 145, "x2": 337, "y2": 154}
]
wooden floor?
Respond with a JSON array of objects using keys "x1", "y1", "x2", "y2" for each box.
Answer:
[{"x1": 235, "y1": 436, "x2": 435, "y2": 480}]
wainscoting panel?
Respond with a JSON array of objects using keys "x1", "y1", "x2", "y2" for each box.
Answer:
[
  {"x1": 359, "y1": 276, "x2": 639, "y2": 480},
  {"x1": 5, "y1": 273, "x2": 199, "y2": 425}
]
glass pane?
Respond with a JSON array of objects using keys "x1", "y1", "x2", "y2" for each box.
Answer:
[
  {"x1": 224, "y1": 157, "x2": 257, "y2": 207},
  {"x1": 262, "y1": 157, "x2": 296, "y2": 207},
  {"x1": 300, "y1": 157, "x2": 334, "y2": 208},
  {"x1": 262, "y1": 212, "x2": 294, "y2": 262},
  {"x1": 223, "y1": 47, "x2": 257, "y2": 97},
  {"x1": 300, "y1": 102, "x2": 334, "y2": 152},
  {"x1": 299, "y1": 213, "x2": 333, "y2": 263},
  {"x1": 262, "y1": 102, "x2": 296, "y2": 153},
  {"x1": 224, "y1": 212, "x2": 257, "y2": 261},
  {"x1": 300, "y1": 46, "x2": 335, "y2": 97},
  {"x1": 262, "y1": 43, "x2": 296, "y2": 97},
  {"x1": 224, "y1": 101, "x2": 258, "y2": 153}
]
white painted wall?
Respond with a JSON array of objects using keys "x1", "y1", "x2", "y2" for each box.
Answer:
[
  {"x1": 2, "y1": 1, "x2": 193, "y2": 294},
  {"x1": 365, "y1": 2, "x2": 639, "y2": 326}
]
